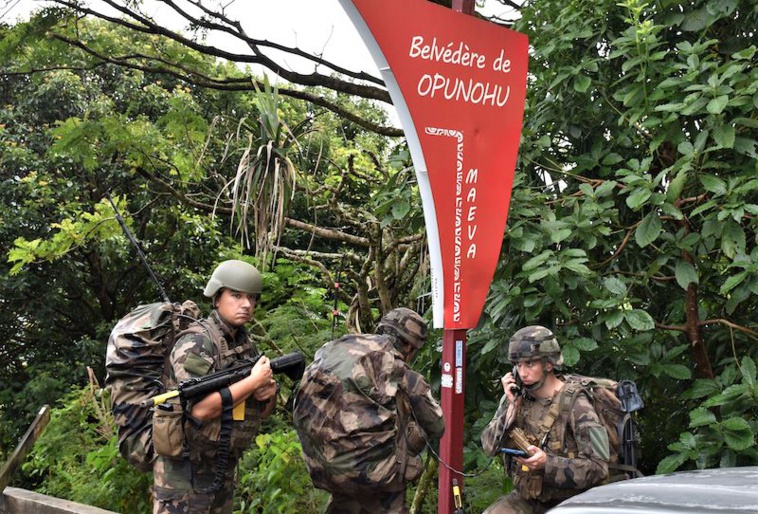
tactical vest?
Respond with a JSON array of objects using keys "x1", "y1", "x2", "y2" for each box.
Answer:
[
  {"x1": 512, "y1": 384, "x2": 584, "y2": 502},
  {"x1": 161, "y1": 313, "x2": 263, "y2": 463}
]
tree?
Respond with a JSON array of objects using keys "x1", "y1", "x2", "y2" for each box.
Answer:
[
  {"x1": 0, "y1": 13, "x2": 429, "y2": 461},
  {"x1": 2, "y1": 0, "x2": 757, "y2": 505},
  {"x1": 469, "y1": 0, "x2": 758, "y2": 474}
]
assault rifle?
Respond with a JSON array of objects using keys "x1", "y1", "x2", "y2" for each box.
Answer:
[{"x1": 141, "y1": 351, "x2": 306, "y2": 408}]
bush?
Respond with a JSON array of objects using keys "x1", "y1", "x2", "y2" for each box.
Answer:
[
  {"x1": 235, "y1": 429, "x2": 328, "y2": 513},
  {"x1": 22, "y1": 380, "x2": 152, "y2": 513}
]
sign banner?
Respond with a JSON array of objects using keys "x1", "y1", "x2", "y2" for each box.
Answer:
[{"x1": 339, "y1": 0, "x2": 528, "y2": 328}]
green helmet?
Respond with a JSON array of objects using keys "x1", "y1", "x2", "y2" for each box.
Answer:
[
  {"x1": 203, "y1": 260, "x2": 263, "y2": 298},
  {"x1": 376, "y1": 308, "x2": 428, "y2": 350},
  {"x1": 508, "y1": 325, "x2": 563, "y2": 366}
]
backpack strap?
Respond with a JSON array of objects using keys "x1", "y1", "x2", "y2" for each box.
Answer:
[
  {"x1": 615, "y1": 411, "x2": 644, "y2": 479},
  {"x1": 537, "y1": 383, "x2": 582, "y2": 448},
  {"x1": 395, "y1": 389, "x2": 411, "y2": 480}
]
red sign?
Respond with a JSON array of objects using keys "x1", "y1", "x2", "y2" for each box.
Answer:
[{"x1": 340, "y1": 0, "x2": 528, "y2": 329}]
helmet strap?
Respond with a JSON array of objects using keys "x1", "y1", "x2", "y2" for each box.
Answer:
[{"x1": 524, "y1": 360, "x2": 551, "y2": 393}]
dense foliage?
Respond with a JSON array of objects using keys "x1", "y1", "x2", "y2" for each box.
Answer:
[
  {"x1": 469, "y1": 0, "x2": 758, "y2": 476},
  {"x1": 1, "y1": 0, "x2": 756, "y2": 512}
]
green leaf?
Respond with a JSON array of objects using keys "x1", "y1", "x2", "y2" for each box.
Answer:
[
  {"x1": 713, "y1": 124, "x2": 736, "y2": 148},
  {"x1": 721, "y1": 221, "x2": 746, "y2": 258},
  {"x1": 740, "y1": 357, "x2": 756, "y2": 387},
  {"x1": 688, "y1": 379, "x2": 721, "y2": 399},
  {"x1": 706, "y1": 95, "x2": 729, "y2": 114},
  {"x1": 573, "y1": 75, "x2": 591, "y2": 93},
  {"x1": 563, "y1": 260, "x2": 591, "y2": 275},
  {"x1": 674, "y1": 260, "x2": 699, "y2": 289},
  {"x1": 699, "y1": 175, "x2": 727, "y2": 195},
  {"x1": 522, "y1": 251, "x2": 552, "y2": 271},
  {"x1": 703, "y1": 384, "x2": 749, "y2": 407},
  {"x1": 562, "y1": 345, "x2": 580, "y2": 367},
  {"x1": 601, "y1": 154, "x2": 624, "y2": 166},
  {"x1": 719, "y1": 271, "x2": 747, "y2": 294},
  {"x1": 656, "y1": 453, "x2": 689, "y2": 474},
  {"x1": 550, "y1": 228, "x2": 573, "y2": 244},
  {"x1": 635, "y1": 212, "x2": 662, "y2": 248},
  {"x1": 571, "y1": 337, "x2": 599, "y2": 351},
  {"x1": 666, "y1": 170, "x2": 688, "y2": 201},
  {"x1": 625, "y1": 309, "x2": 655, "y2": 331},
  {"x1": 689, "y1": 407, "x2": 717, "y2": 428},
  {"x1": 603, "y1": 276, "x2": 627, "y2": 297},
  {"x1": 480, "y1": 338, "x2": 501, "y2": 355},
  {"x1": 528, "y1": 268, "x2": 552, "y2": 283},
  {"x1": 391, "y1": 199, "x2": 410, "y2": 220},
  {"x1": 720, "y1": 417, "x2": 754, "y2": 451},
  {"x1": 626, "y1": 187, "x2": 651, "y2": 209},
  {"x1": 681, "y1": 8, "x2": 711, "y2": 32},
  {"x1": 604, "y1": 310, "x2": 624, "y2": 329},
  {"x1": 663, "y1": 364, "x2": 692, "y2": 380},
  {"x1": 677, "y1": 141, "x2": 694, "y2": 157}
]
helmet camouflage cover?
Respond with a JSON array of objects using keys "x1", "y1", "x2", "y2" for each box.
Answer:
[
  {"x1": 508, "y1": 325, "x2": 563, "y2": 366},
  {"x1": 203, "y1": 259, "x2": 262, "y2": 298},
  {"x1": 376, "y1": 307, "x2": 428, "y2": 349}
]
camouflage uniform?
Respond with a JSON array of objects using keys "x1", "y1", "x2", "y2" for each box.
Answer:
[
  {"x1": 480, "y1": 381, "x2": 610, "y2": 513},
  {"x1": 293, "y1": 333, "x2": 445, "y2": 514},
  {"x1": 153, "y1": 310, "x2": 267, "y2": 514}
]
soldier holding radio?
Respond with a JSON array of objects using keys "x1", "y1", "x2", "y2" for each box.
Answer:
[{"x1": 480, "y1": 326, "x2": 610, "y2": 514}]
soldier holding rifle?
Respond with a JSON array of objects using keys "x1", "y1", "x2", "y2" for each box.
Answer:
[{"x1": 152, "y1": 260, "x2": 277, "y2": 514}]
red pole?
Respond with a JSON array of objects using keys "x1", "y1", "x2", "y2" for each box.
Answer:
[
  {"x1": 437, "y1": 4, "x2": 475, "y2": 512},
  {"x1": 437, "y1": 3, "x2": 474, "y2": 512},
  {"x1": 438, "y1": 328, "x2": 467, "y2": 513},
  {"x1": 451, "y1": 0, "x2": 476, "y2": 13}
]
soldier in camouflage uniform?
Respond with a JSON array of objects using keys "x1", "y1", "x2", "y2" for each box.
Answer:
[
  {"x1": 293, "y1": 308, "x2": 445, "y2": 514},
  {"x1": 153, "y1": 260, "x2": 278, "y2": 514},
  {"x1": 480, "y1": 326, "x2": 609, "y2": 514}
]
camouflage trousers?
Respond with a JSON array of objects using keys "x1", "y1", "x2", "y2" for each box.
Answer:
[
  {"x1": 326, "y1": 489, "x2": 407, "y2": 514},
  {"x1": 153, "y1": 456, "x2": 235, "y2": 514},
  {"x1": 482, "y1": 490, "x2": 561, "y2": 514}
]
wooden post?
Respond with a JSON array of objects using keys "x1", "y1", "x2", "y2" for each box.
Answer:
[{"x1": 0, "y1": 405, "x2": 51, "y2": 493}]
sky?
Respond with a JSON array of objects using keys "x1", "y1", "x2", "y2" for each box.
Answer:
[
  {"x1": 1, "y1": 0, "x2": 518, "y2": 126},
  {"x1": 1, "y1": 1, "x2": 517, "y2": 77},
  {"x1": 1, "y1": 0, "x2": 383, "y2": 76}
]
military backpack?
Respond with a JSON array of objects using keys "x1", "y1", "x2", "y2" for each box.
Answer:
[
  {"x1": 104, "y1": 300, "x2": 200, "y2": 472},
  {"x1": 292, "y1": 335, "x2": 419, "y2": 495},
  {"x1": 541, "y1": 374, "x2": 644, "y2": 482}
]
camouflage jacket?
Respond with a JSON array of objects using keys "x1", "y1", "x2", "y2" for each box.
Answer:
[
  {"x1": 293, "y1": 334, "x2": 444, "y2": 493},
  {"x1": 481, "y1": 382, "x2": 609, "y2": 502},
  {"x1": 166, "y1": 310, "x2": 264, "y2": 463}
]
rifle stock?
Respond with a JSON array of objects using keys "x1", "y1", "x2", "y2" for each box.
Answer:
[{"x1": 141, "y1": 351, "x2": 306, "y2": 407}]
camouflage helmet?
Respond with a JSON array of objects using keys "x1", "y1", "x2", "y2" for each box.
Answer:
[
  {"x1": 376, "y1": 308, "x2": 428, "y2": 350},
  {"x1": 508, "y1": 325, "x2": 563, "y2": 366},
  {"x1": 203, "y1": 260, "x2": 263, "y2": 298}
]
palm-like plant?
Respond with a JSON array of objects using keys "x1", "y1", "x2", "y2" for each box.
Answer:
[{"x1": 220, "y1": 77, "x2": 313, "y2": 268}]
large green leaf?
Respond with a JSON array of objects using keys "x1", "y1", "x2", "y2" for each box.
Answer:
[
  {"x1": 625, "y1": 309, "x2": 655, "y2": 331},
  {"x1": 674, "y1": 260, "x2": 699, "y2": 289},
  {"x1": 688, "y1": 407, "x2": 717, "y2": 428},
  {"x1": 721, "y1": 417, "x2": 754, "y2": 451},
  {"x1": 635, "y1": 212, "x2": 662, "y2": 248}
]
